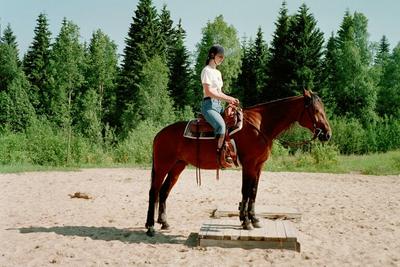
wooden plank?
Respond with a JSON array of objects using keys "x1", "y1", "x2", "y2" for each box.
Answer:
[
  {"x1": 198, "y1": 219, "x2": 300, "y2": 251},
  {"x1": 223, "y1": 220, "x2": 240, "y2": 241},
  {"x1": 264, "y1": 220, "x2": 280, "y2": 241},
  {"x1": 212, "y1": 205, "x2": 302, "y2": 220},
  {"x1": 199, "y1": 239, "x2": 298, "y2": 250},
  {"x1": 275, "y1": 220, "x2": 287, "y2": 240},
  {"x1": 250, "y1": 221, "x2": 266, "y2": 241},
  {"x1": 282, "y1": 220, "x2": 298, "y2": 242}
]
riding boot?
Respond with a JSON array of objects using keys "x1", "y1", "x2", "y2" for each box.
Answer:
[{"x1": 216, "y1": 134, "x2": 234, "y2": 168}]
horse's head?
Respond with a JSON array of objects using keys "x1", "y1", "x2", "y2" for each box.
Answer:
[{"x1": 298, "y1": 89, "x2": 332, "y2": 141}]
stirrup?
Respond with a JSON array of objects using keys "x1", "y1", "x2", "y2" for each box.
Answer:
[{"x1": 217, "y1": 146, "x2": 234, "y2": 169}]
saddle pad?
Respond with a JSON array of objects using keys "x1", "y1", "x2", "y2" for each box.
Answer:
[{"x1": 183, "y1": 113, "x2": 243, "y2": 140}]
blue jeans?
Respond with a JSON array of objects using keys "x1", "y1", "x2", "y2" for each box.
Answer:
[{"x1": 201, "y1": 98, "x2": 225, "y2": 135}]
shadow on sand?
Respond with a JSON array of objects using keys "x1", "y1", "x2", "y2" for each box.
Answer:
[{"x1": 10, "y1": 226, "x2": 199, "y2": 246}]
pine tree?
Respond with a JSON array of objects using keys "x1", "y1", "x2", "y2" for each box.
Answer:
[
  {"x1": 23, "y1": 13, "x2": 52, "y2": 114},
  {"x1": 168, "y1": 19, "x2": 194, "y2": 110},
  {"x1": 264, "y1": 1, "x2": 292, "y2": 100},
  {"x1": 117, "y1": 0, "x2": 164, "y2": 130},
  {"x1": 194, "y1": 15, "x2": 242, "y2": 104}
]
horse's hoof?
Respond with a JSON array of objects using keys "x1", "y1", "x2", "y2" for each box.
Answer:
[
  {"x1": 146, "y1": 226, "x2": 155, "y2": 237},
  {"x1": 161, "y1": 223, "x2": 170, "y2": 230},
  {"x1": 242, "y1": 220, "x2": 254, "y2": 230},
  {"x1": 251, "y1": 218, "x2": 262, "y2": 228},
  {"x1": 252, "y1": 221, "x2": 262, "y2": 228}
]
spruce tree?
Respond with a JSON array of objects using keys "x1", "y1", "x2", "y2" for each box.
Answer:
[
  {"x1": 0, "y1": 33, "x2": 35, "y2": 131},
  {"x1": 1, "y1": 24, "x2": 19, "y2": 64},
  {"x1": 375, "y1": 35, "x2": 390, "y2": 66},
  {"x1": 286, "y1": 4, "x2": 324, "y2": 93},
  {"x1": 237, "y1": 27, "x2": 269, "y2": 106},
  {"x1": 320, "y1": 33, "x2": 338, "y2": 112},
  {"x1": 264, "y1": 1, "x2": 292, "y2": 100},
  {"x1": 23, "y1": 13, "x2": 52, "y2": 114},
  {"x1": 377, "y1": 44, "x2": 400, "y2": 117},
  {"x1": 168, "y1": 19, "x2": 194, "y2": 110},
  {"x1": 159, "y1": 4, "x2": 174, "y2": 64},
  {"x1": 117, "y1": 0, "x2": 164, "y2": 131}
]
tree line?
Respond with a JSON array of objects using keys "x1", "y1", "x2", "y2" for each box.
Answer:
[{"x1": 0, "y1": 0, "x2": 399, "y2": 164}]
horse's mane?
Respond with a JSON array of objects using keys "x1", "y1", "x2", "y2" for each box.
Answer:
[{"x1": 243, "y1": 92, "x2": 320, "y2": 111}]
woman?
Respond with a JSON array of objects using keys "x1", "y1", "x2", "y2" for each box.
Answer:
[{"x1": 201, "y1": 44, "x2": 240, "y2": 168}]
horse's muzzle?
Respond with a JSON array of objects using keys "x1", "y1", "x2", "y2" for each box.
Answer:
[{"x1": 318, "y1": 131, "x2": 331, "y2": 142}]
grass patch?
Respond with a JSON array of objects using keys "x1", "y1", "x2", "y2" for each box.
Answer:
[
  {"x1": 1, "y1": 150, "x2": 399, "y2": 176},
  {"x1": 267, "y1": 150, "x2": 400, "y2": 175}
]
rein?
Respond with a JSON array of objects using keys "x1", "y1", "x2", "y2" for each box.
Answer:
[
  {"x1": 278, "y1": 98, "x2": 323, "y2": 147},
  {"x1": 242, "y1": 96, "x2": 324, "y2": 148}
]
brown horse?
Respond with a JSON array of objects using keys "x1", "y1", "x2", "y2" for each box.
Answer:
[{"x1": 145, "y1": 90, "x2": 331, "y2": 236}]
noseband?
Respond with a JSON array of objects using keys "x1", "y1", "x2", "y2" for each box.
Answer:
[{"x1": 302, "y1": 96, "x2": 324, "y2": 140}]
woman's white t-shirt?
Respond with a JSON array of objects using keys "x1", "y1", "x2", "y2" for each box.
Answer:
[{"x1": 201, "y1": 65, "x2": 223, "y2": 97}]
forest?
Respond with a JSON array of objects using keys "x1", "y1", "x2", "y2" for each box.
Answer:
[{"x1": 0, "y1": 0, "x2": 399, "y2": 169}]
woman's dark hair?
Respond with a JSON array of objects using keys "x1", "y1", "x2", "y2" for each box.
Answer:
[{"x1": 205, "y1": 44, "x2": 225, "y2": 65}]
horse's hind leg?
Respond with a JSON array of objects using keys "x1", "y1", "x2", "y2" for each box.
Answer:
[
  {"x1": 157, "y1": 160, "x2": 187, "y2": 230},
  {"x1": 146, "y1": 163, "x2": 173, "y2": 237}
]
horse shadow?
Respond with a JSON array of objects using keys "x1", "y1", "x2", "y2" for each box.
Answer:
[{"x1": 10, "y1": 225, "x2": 199, "y2": 246}]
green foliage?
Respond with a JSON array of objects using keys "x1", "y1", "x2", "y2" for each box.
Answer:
[
  {"x1": 326, "y1": 11, "x2": 377, "y2": 123},
  {"x1": 47, "y1": 18, "x2": 85, "y2": 126},
  {"x1": 78, "y1": 30, "x2": 118, "y2": 138},
  {"x1": 115, "y1": 120, "x2": 160, "y2": 164},
  {"x1": 122, "y1": 56, "x2": 175, "y2": 132},
  {"x1": 194, "y1": 15, "x2": 242, "y2": 101},
  {"x1": 1, "y1": 3, "x2": 400, "y2": 172}
]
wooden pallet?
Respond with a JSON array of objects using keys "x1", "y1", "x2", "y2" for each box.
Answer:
[
  {"x1": 211, "y1": 205, "x2": 302, "y2": 220},
  {"x1": 198, "y1": 219, "x2": 300, "y2": 251}
]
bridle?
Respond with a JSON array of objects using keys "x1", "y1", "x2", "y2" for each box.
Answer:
[{"x1": 242, "y1": 95, "x2": 325, "y2": 148}]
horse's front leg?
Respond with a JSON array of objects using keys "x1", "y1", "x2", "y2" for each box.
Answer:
[
  {"x1": 240, "y1": 163, "x2": 263, "y2": 229},
  {"x1": 248, "y1": 165, "x2": 263, "y2": 228}
]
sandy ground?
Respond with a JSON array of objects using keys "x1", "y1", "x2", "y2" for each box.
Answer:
[{"x1": 0, "y1": 168, "x2": 399, "y2": 267}]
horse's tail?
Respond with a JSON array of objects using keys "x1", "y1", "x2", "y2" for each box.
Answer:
[{"x1": 150, "y1": 136, "x2": 159, "y2": 214}]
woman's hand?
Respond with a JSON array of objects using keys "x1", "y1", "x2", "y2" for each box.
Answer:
[{"x1": 228, "y1": 96, "x2": 240, "y2": 106}]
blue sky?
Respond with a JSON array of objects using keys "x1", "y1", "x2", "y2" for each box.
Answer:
[{"x1": 1, "y1": 0, "x2": 399, "y2": 59}]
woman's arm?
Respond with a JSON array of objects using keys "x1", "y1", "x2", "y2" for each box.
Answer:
[{"x1": 203, "y1": 83, "x2": 239, "y2": 105}]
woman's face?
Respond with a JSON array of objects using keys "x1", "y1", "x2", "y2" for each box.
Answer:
[{"x1": 214, "y1": 53, "x2": 225, "y2": 65}]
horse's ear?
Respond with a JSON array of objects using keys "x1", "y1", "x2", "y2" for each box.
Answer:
[{"x1": 303, "y1": 89, "x2": 312, "y2": 98}]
